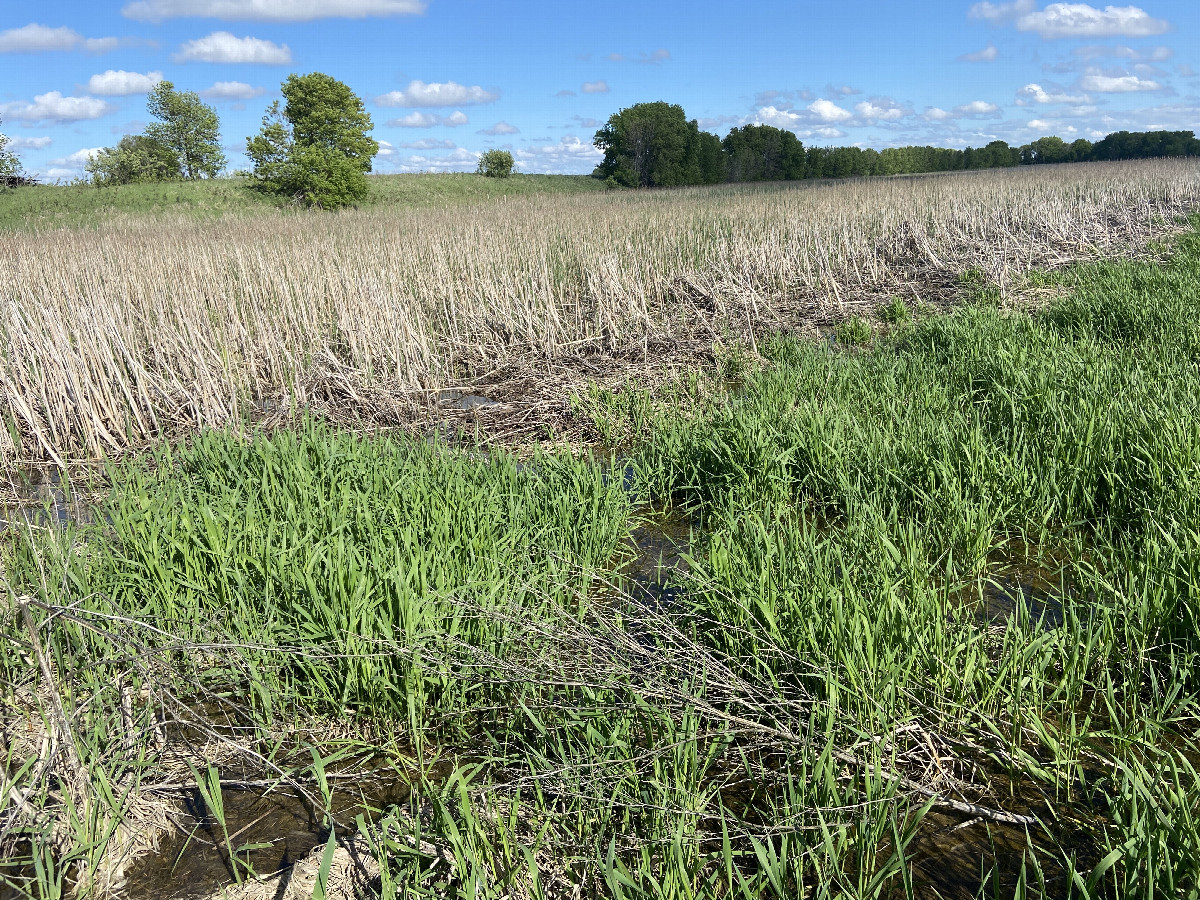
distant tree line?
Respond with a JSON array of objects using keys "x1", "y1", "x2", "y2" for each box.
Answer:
[{"x1": 593, "y1": 101, "x2": 1200, "y2": 187}]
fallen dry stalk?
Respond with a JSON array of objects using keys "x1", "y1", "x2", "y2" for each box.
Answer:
[{"x1": 2, "y1": 160, "x2": 1199, "y2": 462}]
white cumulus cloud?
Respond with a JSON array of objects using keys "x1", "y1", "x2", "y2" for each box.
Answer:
[
  {"x1": 123, "y1": 0, "x2": 425, "y2": 21},
  {"x1": 1016, "y1": 4, "x2": 1169, "y2": 39},
  {"x1": 1016, "y1": 82, "x2": 1088, "y2": 104},
  {"x1": 854, "y1": 99, "x2": 908, "y2": 121},
  {"x1": 581, "y1": 80, "x2": 610, "y2": 94},
  {"x1": 86, "y1": 69, "x2": 163, "y2": 95},
  {"x1": 808, "y1": 99, "x2": 853, "y2": 122},
  {"x1": 389, "y1": 147, "x2": 480, "y2": 173},
  {"x1": 396, "y1": 138, "x2": 455, "y2": 149},
  {"x1": 375, "y1": 80, "x2": 499, "y2": 108},
  {"x1": 174, "y1": 31, "x2": 291, "y2": 64},
  {"x1": 50, "y1": 147, "x2": 105, "y2": 169},
  {"x1": 386, "y1": 110, "x2": 468, "y2": 128},
  {"x1": 3, "y1": 92, "x2": 116, "y2": 124},
  {"x1": 478, "y1": 121, "x2": 519, "y2": 135},
  {"x1": 0, "y1": 23, "x2": 121, "y2": 53},
  {"x1": 515, "y1": 136, "x2": 603, "y2": 174},
  {"x1": 1079, "y1": 72, "x2": 1161, "y2": 91},
  {"x1": 199, "y1": 80, "x2": 265, "y2": 99},
  {"x1": 968, "y1": 0, "x2": 1035, "y2": 23},
  {"x1": 7, "y1": 135, "x2": 53, "y2": 150},
  {"x1": 959, "y1": 42, "x2": 999, "y2": 62},
  {"x1": 753, "y1": 107, "x2": 846, "y2": 138},
  {"x1": 924, "y1": 107, "x2": 951, "y2": 120},
  {"x1": 952, "y1": 100, "x2": 1001, "y2": 117}
]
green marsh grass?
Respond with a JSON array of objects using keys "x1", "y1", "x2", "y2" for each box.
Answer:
[
  {"x1": 0, "y1": 173, "x2": 604, "y2": 231},
  {"x1": 4, "y1": 222, "x2": 1200, "y2": 898}
]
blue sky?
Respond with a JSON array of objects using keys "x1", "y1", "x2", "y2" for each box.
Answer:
[{"x1": 2, "y1": 0, "x2": 1197, "y2": 179}]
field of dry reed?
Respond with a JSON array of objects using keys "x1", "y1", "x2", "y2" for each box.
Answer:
[{"x1": 2, "y1": 159, "x2": 1199, "y2": 464}]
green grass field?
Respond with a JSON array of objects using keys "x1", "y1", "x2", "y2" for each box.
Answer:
[
  {"x1": 3, "y1": 219, "x2": 1200, "y2": 898},
  {"x1": 0, "y1": 172, "x2": 605, "y2": 230}
]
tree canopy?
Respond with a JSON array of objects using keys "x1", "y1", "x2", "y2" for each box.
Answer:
[
  {"x1": 477, "y1": 149, "x2": 515, "y2": 178},
  {"x1": 247, "y1": 72, "x2": 377, "y2": 209},
  {"x1": 145, "y1": 80, "x2": 225, "y2": 179},
  {"x1": 86, "y1": 135, "x2": 180, "y2": 186},
  {"x1": 593, "y1": 102, "x2": 723, "y2": 188},
  {"x1": 0, "y1": 116, "x2": 21, "y2": 179}
]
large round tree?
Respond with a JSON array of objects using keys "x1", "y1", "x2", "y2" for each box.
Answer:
[{"x1": 247, "y1": 72, "x2": 378, "y2": 209}]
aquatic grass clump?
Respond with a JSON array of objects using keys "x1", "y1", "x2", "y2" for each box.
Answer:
[
  {"x1": 8, "y1": 421, "x2": 632, "y2": 723},
  {"x1": 584, "y1": 220, "x2": 1200, "y2": 895}
]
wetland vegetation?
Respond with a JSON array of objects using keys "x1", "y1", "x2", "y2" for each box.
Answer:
[{"x1": 3, "y1": 163, "x2": 1200, "y2": 899}]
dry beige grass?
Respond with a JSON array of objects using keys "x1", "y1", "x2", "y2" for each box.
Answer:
[{"x1": 2, "y1": 159, "x2": 1199, "y2": 464}]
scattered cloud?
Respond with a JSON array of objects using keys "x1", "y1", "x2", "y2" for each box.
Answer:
[
  {"x1": 754, "y1": 89, "x2": 814, "y2": 108},
  {"x1": 854, "y1": 98, "x2": 910, "y2": 121},
  {"x1": 604, "y1": 49, "x2": 670, "y2": 64},
  {"x1": 555, "y1": 89, "x2": 576, "y2": 98},
  {"x1": 123, "y1": 0, "x2": 426, "y2": 21},
  {"x1": 2, "y1": 92, "x2": 116, "y2": 124},
  {"x1": 388, "y1": 147, "x2": 480, "y2": 173},
  {"x1": 808, "y1": 99, "x2": 853, "y2": 122},
  {"x1": 959, "y1": 42, "x2": 998, "y2": 62},
  {"x1": 1016, "y1": 82, "x2": 1088, "y2": 104},
  {"x1": 1073, "y1": 44, "x2": 1172, "y2": 61},
  {"x1": 478, "y1": 121, "x2": 519, "y2": 135},
  {"x1": 825, "y1": 84, "x2": 861, "y2": 96},
  {"x1": 570, "y1": 115, "x2": 600, "y2": 128},
  {"x1": 968, "y1": 0, "x2": 1035, "y2": 23},
  {"x1": 7, "y1": 135, "x2": 53, "y2": 150},
  {"x1": 386, "y1": 110, "x2": 468, "y2": 127},
  {"x1": 924, "y1": 107, "x2": 951, "y2": 120},
  {"x1": 174, "y1": 31, "x2": 291, "y2": 63},
  {"x1": 396, "y1": 138, "x2": 455, "y2": 149},
  {"x1": 51, "y1": 147, "x2": 105, "y2": 168},
  {"x1": 1019, "y1": 4, "x2": 1169, "y2": 39},
  {"x1": 1079, "y1": 72, "x2": 1161, "y2": 91},
  {"x1": 86, "y1": 69, "x2": 163, "y2": 96},
  {"x1": 952, "y1": 99, "x2": 1001, "y2": 117},
  {"x1": 376, "y1": 80, "x2": 499, "y2": 108},
  {"x1": 0, "y1": 23, "x2": 121, "y2": 54},
  {"x1": 515, "y1": 135, "x2": 603, "y2": 174},
  {"x1": 1027, "y1": 118, "x2": 1054, "y2": 130},
  {"x1": 754, "y1": 106, "x2": 846, "y2": 138},
  {"x1": 375, "y1": 139, "x2": 395, "y2": 157},
  {"x1": 581, "y1": 80, "x2": 610, "y2": 94},
  {"x1": 199, "y1": 80, "x2": 265, "y2": 99}
]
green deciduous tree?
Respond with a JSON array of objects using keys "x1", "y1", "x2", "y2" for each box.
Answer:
[
  {"x1": 723, "y1": 125, "x2": 806, "y2": 182},
  {"x1": 85, "y1": 134, "x2": 180, "y2": 185},
  {"x1": 247, "y1": 72, "x2": 377, "y2": 209},
  {"x1": 592, "y1": 102, "x2": 722, "y2": 188},
  {"x1": 145, "y1": 80, "x2": 225, "y2": 179},
  {"x1": 477, "y1": 148, "x2": 515, "y2": 178},
  {"x1": 0, "y1": 116, "x2": 22, "y2": 179}
]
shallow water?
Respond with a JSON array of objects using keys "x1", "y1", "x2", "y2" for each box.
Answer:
[
  {"x1": 121, "y1": 765, "x2": 412, "y2": 900},
  {"x1": 0, "y1": 468, "x2": 96, "y2": 532}
]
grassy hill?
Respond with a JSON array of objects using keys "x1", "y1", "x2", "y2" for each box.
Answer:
[{"x1": 0, "y1": 172, "x2": 606, "y2": 230}]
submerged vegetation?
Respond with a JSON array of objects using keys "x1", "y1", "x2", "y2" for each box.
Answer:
[{"x1": 4, "y1": 207, "x2": 1200, "y2": 897}]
